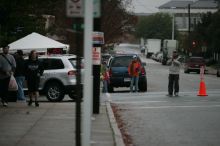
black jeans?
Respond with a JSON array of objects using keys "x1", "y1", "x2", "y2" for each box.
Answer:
[
  {"x1": 168, "y1": 74, "x2": 179, "y2": 95},
  {"x1": 0, "y1": 77, "x2": 10, "y2": 103}
]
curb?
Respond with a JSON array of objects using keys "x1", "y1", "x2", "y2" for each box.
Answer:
[{"x1": 106, "y1": 101, "x2": 125, "y2": 146}]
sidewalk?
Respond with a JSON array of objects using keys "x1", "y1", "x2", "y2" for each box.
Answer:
[{"x1": 0, "y1": 98, "x2": 123, "y2": 146}]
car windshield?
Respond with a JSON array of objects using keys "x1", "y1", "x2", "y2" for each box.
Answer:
[{"x1": 111, "y1": 56, "x2": 133, "y2": 67}]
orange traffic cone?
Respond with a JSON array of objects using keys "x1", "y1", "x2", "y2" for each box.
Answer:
[{"x1": 197, "y1": 80, "x2": 208, "y2": 96}]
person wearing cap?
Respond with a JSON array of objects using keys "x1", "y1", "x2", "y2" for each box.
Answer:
[
  {"x1": 0, "y1": 45, "x2": 16, "y2": 107},
  {"x1": 167, "y1": 50, "x2": 181, "y2": 97},
  {"x1": 14, "y1": 50, "x2": 26, "y2": 101},
  {"x1": 128, "y1": 56, "x2": 141, "y2": 92}
]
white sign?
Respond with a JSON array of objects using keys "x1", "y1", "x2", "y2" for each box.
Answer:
[
  {"x1": 66, "y1": 0, "x2": 84, "y2": 17},
  {"x1": 66, "y1": 0, "x2": 100, "y2": 18},
  {"x1": 93, "y1": 31, "x2": 104, "y2": 45},
  {"x1": 92, "y1": 47, "x2": 101, "y2": 65}
]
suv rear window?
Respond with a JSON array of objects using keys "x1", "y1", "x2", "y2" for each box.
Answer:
[
  {"x1": 111, "y1": 56, "x2": 133, "y2": 67},
  {"x1": 189, "y1": 58, "x2": 205, "y2": 63},
  {"x1": 40, "y1": 58, "x2": 64, "y2": 70}
]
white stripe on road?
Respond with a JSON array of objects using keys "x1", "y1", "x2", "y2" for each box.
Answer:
[
  {"x1": 120, "y1": 104, "x2": 220, "y2": 109},
  {"x1": 112, "y1": 100, "x2": 168, "y2": 104}
]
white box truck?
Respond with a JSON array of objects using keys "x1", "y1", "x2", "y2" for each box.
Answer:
[
  {"x1": 161, "y1": 39, "x2": 178, "y2": 65},
  {"x1": 145, "y1": 39, "x2": 161, "y2": 58}
]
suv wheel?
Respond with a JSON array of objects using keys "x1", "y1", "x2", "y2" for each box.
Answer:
[
  {"x1": 45, "y1": 82, "x2": 65, "y2": 102},
  {"x1": 68, "y1": 91, "x2": 82, "y2": 100}
]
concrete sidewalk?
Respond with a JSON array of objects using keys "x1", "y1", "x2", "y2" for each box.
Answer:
[{"x1": 0, "y1": 99, "x2": 123, "y2": 146}]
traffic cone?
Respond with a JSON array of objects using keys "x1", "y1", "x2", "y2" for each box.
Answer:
[{"x1": 197, "y1": 80, "x2": 208, "y2": 96}]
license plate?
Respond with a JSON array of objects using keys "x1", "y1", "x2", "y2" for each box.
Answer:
[{"x1": 124, "y1": 78, "x2": 131, "y2": 82}]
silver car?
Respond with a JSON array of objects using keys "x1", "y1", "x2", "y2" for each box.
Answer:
[{"x1": 24, "y1": 54, "x2": 83, "y2": 102}]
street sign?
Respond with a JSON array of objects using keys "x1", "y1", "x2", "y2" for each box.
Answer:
[
  {"x1": 93, "y1": 0, "x2": 101, "y2": 18},
  {"x1": 66, "y1": 0, "x2": 84, "y2": 17},
  {"x1": 66, "y1": 0, "x2": 100, "y2": 18},
  {"x1": 93, "y1": 31, "x2": 104, "y2": 45}
]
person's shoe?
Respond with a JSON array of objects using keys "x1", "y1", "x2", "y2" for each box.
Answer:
[
  {"x1": 28, "y1": 100, "x2": 33, "y2": 106},
  {"x1": 166, "y1": 94, "x2": 173, "y2": 97},
  {"x1": 35, "y1": 101, "x2": 39, "y2": 107},
  {"x1": 174, "y1": 93, "x2": 179, "y2": 97}
]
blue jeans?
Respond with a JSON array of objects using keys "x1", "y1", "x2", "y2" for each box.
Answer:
[
  {"x1": 130, "y1": 76, "x2": 139, "y2": 92},
  {"x1": 15, "y1": 76, "x2": 25, "y2": 101},
  {"x1": 102, "y1": 80, "x2": 108, "y2": 93}
]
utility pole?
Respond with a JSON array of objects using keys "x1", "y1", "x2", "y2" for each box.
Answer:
[
  {"x1": 93, "y1": 0, "x2": 102, "y2": 114},
  {"x1": 171, "y1": 7, "x2": 176, "y2": 40},
  {"x1": 188, "y1": 4, "x2": 191, "y2": 56}
]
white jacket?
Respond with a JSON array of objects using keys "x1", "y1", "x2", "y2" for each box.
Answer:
[{"x1": 167, "y1": 59, "x2": 181, "y2": 74}]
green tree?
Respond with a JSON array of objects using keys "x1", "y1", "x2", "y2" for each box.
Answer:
[
  {"x1": 102, "y1": 0, "x2": 136, "y2": 43},
  {"x1": 0, "y1": 0, "x2": 135, "y2": 46},
  {"x1": 0, "y1": 0, "x2": 66, "y2": 46},
  {"x1": 135, "y1": 13, "x2": 179, "y2": 40},
  {"x1": 193, "y1": 11, "x2": 220, "y2": 57}
]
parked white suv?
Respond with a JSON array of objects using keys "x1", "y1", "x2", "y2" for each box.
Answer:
[{"x1": 24, "y1": 54, "x2": 83, "y2": 102}]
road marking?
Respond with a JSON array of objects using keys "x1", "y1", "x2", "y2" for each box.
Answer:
[
  {"x1": 112, "y1": 100, "x2": 168, "y2": 104},
  {"x1": 121, "y1": 104, "x2": 220, "y2": 109}
]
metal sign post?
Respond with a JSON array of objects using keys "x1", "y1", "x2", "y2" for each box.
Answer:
[
  {"x1": 92, "y1": 32, "x2": 104, "y2": 114},
  {"x1": 82, "y1": 0, "x2": 93, "y2": 146},
  {"x1": 66, "y1": 1, "x2": 84, "y2": 146}
]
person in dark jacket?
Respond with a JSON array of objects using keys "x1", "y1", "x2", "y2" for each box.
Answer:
[
  {"x1": 25, "y1": 50, "x2": 43, "y2": 107},
  {"x1": 0, "y1": 45, "x2": 16, "y2": 107},
  {"x1": 14, "y1": 50, "x2": 26, "y2": 101}
]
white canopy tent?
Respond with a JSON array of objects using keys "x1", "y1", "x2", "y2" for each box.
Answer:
[{"x1": 8, "y1": 32, "x2": 69, "y2": 54}]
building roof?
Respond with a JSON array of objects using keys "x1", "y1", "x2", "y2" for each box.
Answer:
[
  {"x1": 191, "y1": 0, "x2": 218, "y2": 8},
  {"x1": 159, "y1": 1, "x2": 194, "y2": 9},
  {"x1": 159, "y1": 0, "x2": 218, "y2": 9}
]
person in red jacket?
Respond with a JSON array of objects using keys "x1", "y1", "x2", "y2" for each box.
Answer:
[
  {"x1": 128, "y1": 56, "x2": 141, "y2": 92},
  {"x1": 100, "y1": 61, "x2": 109, "y2": 93}
]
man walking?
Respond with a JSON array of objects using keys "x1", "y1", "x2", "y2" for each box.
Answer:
[
  {"x1": 167, "y1": 50, "x2": 181, "y2": 97},
  {"x1": 0, "y1": 45, "x2": 16, "y2": 106}
]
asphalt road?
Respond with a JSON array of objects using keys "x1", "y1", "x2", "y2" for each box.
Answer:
[{"x1": 109, "y1": 47, "x2": 220, "y2": 146}]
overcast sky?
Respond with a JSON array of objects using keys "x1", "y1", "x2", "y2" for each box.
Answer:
[{"x1": 130, "y1": 0, "x2": 171, "y2": 13}]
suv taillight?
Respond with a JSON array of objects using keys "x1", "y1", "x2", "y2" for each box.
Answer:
[{"x1": 68, "y1": 70, "x2": 76, "y2": 76}]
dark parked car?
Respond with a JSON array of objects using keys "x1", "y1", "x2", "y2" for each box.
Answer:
[
  {"x1": 107, "y1": 54, "x2": 147, "y2": 92},
  {"x1": 217, "y1": 63, "x2": 220, "y2": 77},
  {"x1": 184, "y1": 57, "x2": 206, "y2": 74}
]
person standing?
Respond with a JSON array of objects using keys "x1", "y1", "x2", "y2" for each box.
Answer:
[
  {"x1": 128, "y1": 56, "x2": 141, "y2": 92},
  {"x1": 14, "y1": 50, "x2": 26, "y2": 101},
  {"x1": 167, "y1": 50, "x2": 181, "y2": 97},
  {"x1": 25, "y1": 50, "x2": 43, "y2": 107},
  {"x1": 100, "y1": 61, "x2": 109, "y2": 93},
  {"x1": 0, "y1": 45, "x2": 16, "y2": 107}
]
